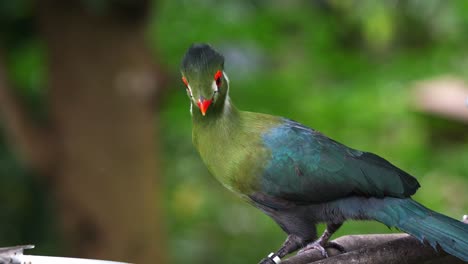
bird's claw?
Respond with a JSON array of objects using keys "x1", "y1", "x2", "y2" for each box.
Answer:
[
  {"x1": 298, "y1": 241, "x2": 346, "y2": 258},
  {"x1": 298, "y1": 241, "x2": 329, "y2": 257},
  {"x1": 326, "y1": 241, "x2": 346, "y2": 253}
]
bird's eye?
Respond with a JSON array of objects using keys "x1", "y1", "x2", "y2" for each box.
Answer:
[
  {"x1": 214, "y1": 70, "x2": 222, "y2": 87},
  {"x1": 182, "y1": 76, "x2": 189, "y2": 87}
]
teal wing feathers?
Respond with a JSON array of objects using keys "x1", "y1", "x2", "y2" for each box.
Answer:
[{"x1": 260, "y1": 119, "x2": 420, "y2": 204}]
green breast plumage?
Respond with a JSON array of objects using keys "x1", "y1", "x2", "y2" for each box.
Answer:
[{"x1": 192, "y1": 111, "x2": 280, "y2": 196}]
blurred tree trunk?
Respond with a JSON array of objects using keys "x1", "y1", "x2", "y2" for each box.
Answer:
[{"x1": 26, "y1": 1, "x2": 165, "y2": 263}]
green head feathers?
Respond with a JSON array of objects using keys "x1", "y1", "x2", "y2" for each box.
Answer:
[{"x1": 181, "y1": 44, "x2": 230, "y2": 117}]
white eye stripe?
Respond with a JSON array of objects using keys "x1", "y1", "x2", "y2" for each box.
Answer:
[{"x1": 212, "y1": 80, "x2": 218, "y2": 92}]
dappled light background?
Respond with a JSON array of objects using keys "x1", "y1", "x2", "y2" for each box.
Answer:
[{"x1": 1, "y1": 1, "x2": 468, "y2": 264}]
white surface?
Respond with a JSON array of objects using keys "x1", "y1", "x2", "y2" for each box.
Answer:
[{"x1": 16, "y1": 255, "x2": 130, "y2": 264}]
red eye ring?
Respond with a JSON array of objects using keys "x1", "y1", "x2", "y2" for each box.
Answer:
[
  {"x1": 182, "y1": 76, "x2": 189, "y2": 87},
  {"x1": 214, "y1": 70, "x2": 222, "y2": 87}
]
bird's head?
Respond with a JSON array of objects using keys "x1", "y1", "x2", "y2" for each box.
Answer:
[{"x1": 180, "y1": 44, "x2": 229, "y2": 117}]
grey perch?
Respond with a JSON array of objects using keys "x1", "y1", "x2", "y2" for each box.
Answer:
[
  {"x1": 283, "y1": 214, "x2": 468, "y2": 264},
  {"x1": 281, "y1": 234, "x2": 466, "y2": 264},
  {"x1": 0, "y1": 245, "x2": 131, "y2": 264},
  {"x1": 0, "y1": 245, "x2": 34, "y2": 264}
]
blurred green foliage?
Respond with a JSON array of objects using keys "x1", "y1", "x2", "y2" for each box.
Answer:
[{"x1": 1, "y1": 0, "x2": 468, "y2": 263}]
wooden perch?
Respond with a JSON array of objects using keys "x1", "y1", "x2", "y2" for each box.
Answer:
[
  {"x1": 281, "y1": 234, "x2": 463, "y2": 264},
  {"x1": 280, "y1": 215, "x2": 468, "y2": 264}
]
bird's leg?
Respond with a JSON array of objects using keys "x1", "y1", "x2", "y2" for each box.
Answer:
[
  {"x1": 298, "y1": 223, "x2": 345, "y2": 257},
  {"x1": 258, "y1": 234, "x2": 305, "y2": 264}
]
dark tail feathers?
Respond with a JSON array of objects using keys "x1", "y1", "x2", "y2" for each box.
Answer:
[{"x1": 372, "y1": 198, "x2": 468, "y2": 261}]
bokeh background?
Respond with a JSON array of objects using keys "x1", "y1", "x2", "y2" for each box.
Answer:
[{"x1": 0, "y1": 0, "x2": 467, "y2": 263}]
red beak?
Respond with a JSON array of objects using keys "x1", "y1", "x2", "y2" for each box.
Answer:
[{"x1": 197, "y1": 98, "x2": 212, "y2": 116}]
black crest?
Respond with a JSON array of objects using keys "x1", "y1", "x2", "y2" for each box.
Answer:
[{"x1": 181, "y1": 43, "x2": 224, "y2": 73}]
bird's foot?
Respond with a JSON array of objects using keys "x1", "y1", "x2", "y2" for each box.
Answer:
[
  {"x1": 298, "y1": 241, "x2": 328, "y2": 257},
  {"x1": 297, "y1": 241, "x2": 345, "y2": 258},
  {"x1": 258, "y1": 253, "x2": 281, "y2": 264}
]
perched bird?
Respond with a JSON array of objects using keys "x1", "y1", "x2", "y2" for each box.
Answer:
[{"x1": 180, "y1": 43, "x2": 468, "y2": 263}]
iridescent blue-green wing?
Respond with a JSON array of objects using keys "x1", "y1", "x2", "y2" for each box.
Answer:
[{"x1": 260, "y1": 119, "x2": 420, "y2": 204}]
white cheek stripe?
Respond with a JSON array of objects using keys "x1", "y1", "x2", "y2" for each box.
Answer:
[
  {"x1": 187, "y1": 84, "x2": 194, "y2": 116},
  {"x1": 223, "y1": 71, "x2": 229, "y2": 84},
  {"x1": 187, "y1": 84, "x2": 194, "y2": 97}
]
